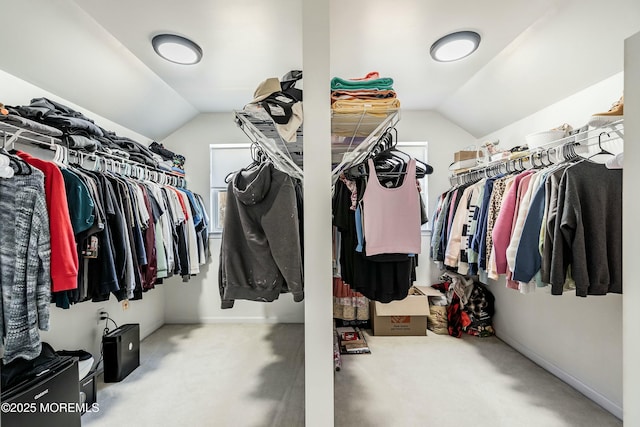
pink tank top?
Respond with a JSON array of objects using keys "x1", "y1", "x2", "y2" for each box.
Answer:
[{"x1": 361, "y1": 158, "x2": 421, "y2": 256}]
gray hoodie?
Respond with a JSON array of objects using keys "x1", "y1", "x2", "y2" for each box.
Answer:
[{"x1": 219, "y1": 162, "x2": 303, "y2": 308}]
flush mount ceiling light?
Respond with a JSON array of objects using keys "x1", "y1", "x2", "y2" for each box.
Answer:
[
  {"x1": 430, "y1": 31, "x2": 481, "y2": 62},
  {"x1": 152, "y1": 34, "x2": 203, "y2": 65}
]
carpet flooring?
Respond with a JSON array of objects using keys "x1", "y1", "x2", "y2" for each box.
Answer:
[{"x1": 82, "y1": 324, "x2": 621, "y2": 427}]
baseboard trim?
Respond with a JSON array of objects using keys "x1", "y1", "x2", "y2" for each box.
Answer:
[
  {"x1": 496, "y1": 331, "x2": 623, "y2": 420},
  {"x1": 140, "y1": 320, "x2": 165, "y2": 340},
  {"x1": 166, "y1": 317, "x2": 304, "y2": 324}
]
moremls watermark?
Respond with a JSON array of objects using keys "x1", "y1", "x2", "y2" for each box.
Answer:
[{"x1": 1, "y1": 401, "x2": 100, "y2": 414}]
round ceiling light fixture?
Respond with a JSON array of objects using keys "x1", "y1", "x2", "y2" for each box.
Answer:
[
  {"x1": 152, "y1": 34, "x2": 203, "y2": 65},
  {"x1": 430, "y1": 31, "x2": 481, "y2": 62}
]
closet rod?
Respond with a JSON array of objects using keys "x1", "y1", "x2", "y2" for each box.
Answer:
[
  {"x1": 66, "y1": 150, "x2": 185, "y2": 188},
  {"x1": 0, "y1": 121, "x2": 187, "y2": 188},
  {"x1": 527, "y1": 118, "x2": 623, "y2": 152},
  {"x1": 449, "y1": 120, "x2": 624, "y2": 185}
]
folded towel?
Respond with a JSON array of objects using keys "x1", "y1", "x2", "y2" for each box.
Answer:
[
  {"x1": 331, "y1": 89, "x2": 397, "y2": 104},
  {"x1": 330, "y1": 76, "x2": 394, "y2": 91},
  {"x1": 332, "y1": 98, "x2": 400, "y2": 115},
  {"x1": 349, "y1": 71, "x2": 380, "y2": 81}
]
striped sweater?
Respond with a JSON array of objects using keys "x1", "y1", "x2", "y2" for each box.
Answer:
[{"x1": 0, "y1": 167, "x2": 51, "y2": 363}]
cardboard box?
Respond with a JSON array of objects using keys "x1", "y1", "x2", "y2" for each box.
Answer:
[
  {"x1": 415, "y1": 285, "x2": 446, "y2": 300},
  {"x1": 454, "y1": 150, "x2": 483, "y2": 162},
  {"x1": 370, "y1": 287, "x2": 432, "y2": 336}
]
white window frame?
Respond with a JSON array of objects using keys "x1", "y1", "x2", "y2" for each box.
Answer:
[
  {"x1": 395, "y1": 141, "x2": 429, "y2": 234},
  {"x1": 209, "y1": 143, "x2": 251, "y2": 235},
  {"x1": 210, "y1": 141, "x2": 429, "y2": 235}
]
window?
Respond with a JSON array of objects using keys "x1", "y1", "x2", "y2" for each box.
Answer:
[
  {"x1": 209, "y1": 143, "x2": 251, "y2": 235},
  {"x1": 396, "y1": 142, "x2": 429, "y2": 233},
  {"x1": 210, "y1": 141, "x2": 429, "y2": 234}
]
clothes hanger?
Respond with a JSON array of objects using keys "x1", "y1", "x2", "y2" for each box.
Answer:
[
  {"x1": 125, "y1": 162, "x2": 133, "y2": 179},
  {"x1": 0, "y1": 133, "x2": 16, "y2": 178},
  {"x1": 587, "y1": 132, "x2": 614, "y2": 160},
  {"x1": 0, "y1": 148, "x2": 14, "y2": 179},
  {"x1": 71, "y1": 151, "x2": 84, "y2": 168},
  {"x1": 374, "y1": 129, "x2": 433, "y2": 177},
  {"x1": 224, "y1": 143, "x2": 268, "y2": 184},
  {"x1": 344, "y1": 126, "x2": 433, "y2": 181},
  {"x1": 541, "y1": 150, "x2": 551, "y2": 167},
  {"x1": 1, "y1": 148, "x2": 31, "y2": 176},
  {"x1": 90, "y1": 155, "x2": 101, "y2": 172}
]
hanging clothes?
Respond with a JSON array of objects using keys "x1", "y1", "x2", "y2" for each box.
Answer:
[
  {"x1": 334, "y1": 180, "x2": 416, "y2": 302},
  {"x1": 432, "y1": 149, "x2": 623, "y2": 298},
  {"x1": 489, "y1": 170, "x2": 534, "y2": 277},
  {"x1": 35, "y1": 164, "x2": 207, "y2": 305},
  {"x1": 1, "y1": 106, "x2": 209, "y2": 363},
  {"x1": 361, "y1": 158, "x2": 421, "y2": 256},
  {"x1": 333, "y1": 147, "x2": 428, "y2": 303},
  {"x1": 0, "y1": 163, "x2": 51, "y2": 363},
  {"x1": 219, "y1": 161, "x2": 304, "y2": 309},
  {"x1": 540, "y1": 165, "x2": 571, "y2": 284},
  {"x1": 550, "y1": 161, "x2": 622, "y2": 296},
  {"x1": 15, "y1": 151, "x2": 79, "y2": 293}
]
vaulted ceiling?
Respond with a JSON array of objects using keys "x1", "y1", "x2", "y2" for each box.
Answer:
[{"x1": 0, "y1": 0, "x2": 639, "y2": 140}]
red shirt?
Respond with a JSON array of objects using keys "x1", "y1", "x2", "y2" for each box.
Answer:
[
  {"x1": 170, "y1": 187, "x2": 189, "y2": 220},
  {"x1": 16, "y1": 151, "x2": 78, "y2": 292}
]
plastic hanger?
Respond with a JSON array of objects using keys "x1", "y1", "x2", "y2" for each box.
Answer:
[
  {"x1": 225, "y1": 143, "x2": 270, "y2": 184},
  {"x1": 343, "y1": 126, "x2": 429, "y2": 181},
  {"x1": 587, "y1": 132, "x2": 614, "y2": 160},
  {"x1": 0, "y1": 134, "x2": 15, "y2": 178},
  {"x1": 0, "y1": 150, "x2": 14, "y2": 178},
  {"x1": 0, "y1": 148, "x2": 31, "y2": 176}
]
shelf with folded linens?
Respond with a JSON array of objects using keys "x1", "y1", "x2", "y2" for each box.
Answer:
[
  {"x1": 0, "y1": 119, "x2": 187, "y2": 188},
  {"x1": 0, "y1": 118, "x2": 62, "y2": 147}
]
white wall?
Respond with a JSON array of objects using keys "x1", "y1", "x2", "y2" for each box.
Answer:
[
  {"x1": 623, "y1": 31, "x2": 640, "y2": 425},
  {"x1": 477, "y1": 74, "x2": 625, "y2": 417},
  {"x1": 40, "y1": 292, "x2": 165, "y2": 366},
  {"x1": 161, "y1": 113, "x2": 305, "y2": 323},
  {"x1": 0, "y1": 1, "x2": 198, "y2": 141},
  {"x1": 481, "y1": 73, "x2": 624, "y2": 149},
  {"x1": 396, "y1": 110, "x2": 478, "y2": 285},
  {"x1": 1, "y1": 68, "x2": 167, "y2": 362},
  {"x1": 160, "y1": 110, "x2": 477, "y2": 323},
  {"x1": 0, "y1": 69, "x2": 149, "y2": 143},
  {"x1": 440, "y1": 0, "x2": 640, "y2": 138}
]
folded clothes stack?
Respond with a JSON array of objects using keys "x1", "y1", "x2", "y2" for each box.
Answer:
[
  {"x1": 0, "y1": 109, "x2": 64, "y2": 138},
  {"x1": 1, "y1": 97, "x2": 164, "y2": 168},
  {"x1": 330, "y1": 72, "x2": 400, "y2": 137},
  {"x1": 149, "y1": 141, "x2": 186, "y2": 171}
]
